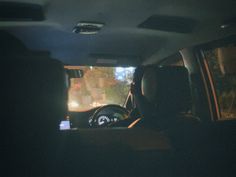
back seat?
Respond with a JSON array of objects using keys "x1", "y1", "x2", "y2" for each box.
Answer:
[{"x1": 1, "y1": 56, "x2": 68, "y2": 176}]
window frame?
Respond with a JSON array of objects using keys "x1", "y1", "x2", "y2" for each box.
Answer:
[
  {"x1": 196, "y1": 36, "x2": 236, "y2": 121},
  {"x1": 197, "y1": 50, "x2": 221, "y2": 121}
]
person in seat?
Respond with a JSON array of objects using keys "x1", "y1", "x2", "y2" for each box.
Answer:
[
  {"x1": 1, "y1": 31, "x2": 68, "y2": 176},
  {"x1": 129, "y1": 66, "x2": 200, "y2": 130}
]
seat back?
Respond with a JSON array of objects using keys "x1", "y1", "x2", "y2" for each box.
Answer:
[
  {"x1": 134, "y1": 66, "x2": 192, "y2": 128},
  {"x1": 2, "y1": 57, "x2": 68, "y2": 176}
]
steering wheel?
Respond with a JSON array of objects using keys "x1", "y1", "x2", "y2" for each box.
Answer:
[{"x1": 89, "y1": 104, "x2": 129, "y2": 128}]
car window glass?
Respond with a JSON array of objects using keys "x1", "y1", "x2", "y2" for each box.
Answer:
[
  {"x1": 68, "y1": 66, "x2": 135, "y2": 112},
  {"x1": 204, "y1": 45, "x2": 236, "y2": 119}
]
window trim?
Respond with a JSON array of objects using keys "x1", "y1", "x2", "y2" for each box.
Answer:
[
  {"x1": 180, "y1": 48, "x2": 213, "y2": 122},
  {"x1": 198, "y1": 50, "x2": 221, "y2": 121},
  {"x1": 194, "y1": 50, "x2": 217, "y2": 121},
  {"x1": 196, "y1": 36, "x2": 236, "y2": 121}
]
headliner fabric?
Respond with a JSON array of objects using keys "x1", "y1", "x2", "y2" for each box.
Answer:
[{"x1": 2, "y1": 0, "x2": 236, "y2": 65}]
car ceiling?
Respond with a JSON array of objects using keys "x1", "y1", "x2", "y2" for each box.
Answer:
[{"x1": 1, "y1": 0, "x2": 236, "y2": 66}]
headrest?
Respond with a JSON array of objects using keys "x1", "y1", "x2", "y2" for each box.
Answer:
[
  {"x1": 2, "y1": 57, "x2": 68, "y2": 175},
  {"x1": 141, "y1": 66, "x2": 191, "y2": 116},
  {"x1": 131, "y1": 66, "x2": 145, "y2": 95},
  {"x1": 0, "y1": 30, "x2": 28, "y2": 55},
  {"x1": 3, "y1": 58, "x2": 68, "y2": 133}
]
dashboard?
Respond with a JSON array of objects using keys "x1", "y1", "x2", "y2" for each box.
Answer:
[
  {"x1": 67, "y1": 105, "x2": 130, "y2": 129},
  {"x1": 89, "y1": 112, "x2": 123, "y2": 127},
  {"x1": 89, "y1": 105, "x2": 129, "y2": 127}
]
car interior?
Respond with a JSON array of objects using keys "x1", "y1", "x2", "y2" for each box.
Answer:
[{"x1": 1, "y1": 0, "x2": 236, "y2": 177}]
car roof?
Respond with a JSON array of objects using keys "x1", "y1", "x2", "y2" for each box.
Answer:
[{"x1": 1, "y1": 0, "x2": 236, "y2": 66}]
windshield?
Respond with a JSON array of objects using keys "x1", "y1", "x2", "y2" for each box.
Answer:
[{"x1": 68, "y1": 66, "x2": 135, "y2": 112}]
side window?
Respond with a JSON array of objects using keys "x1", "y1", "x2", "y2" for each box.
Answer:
[{"x1": 204, "y1": 45, "x2": 236, "y2": 119}]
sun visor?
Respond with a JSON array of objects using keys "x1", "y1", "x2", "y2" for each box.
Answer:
[{"x1": 138, "y1": 15, "x2": 196, "y2": 33}]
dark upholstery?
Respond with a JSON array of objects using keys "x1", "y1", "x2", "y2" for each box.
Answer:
[
  {"x1": 0, "y1": 30, "x2": 28, "y2": 55},
  {"x1": 130, "y1": 66, "x2": 146, "y2": 117},
  {"x1": 133, "y1": 66, "x2": 194, "y2": 129},
  {"x1": 131, "y1": 66, "x2": 145, "y2": 96},
  {"x1": 142, "y1": 66, "x2": 191, "y2": 114},
  {"x1": 2, "y1": 57, "x2": 67, "y2": 176}
]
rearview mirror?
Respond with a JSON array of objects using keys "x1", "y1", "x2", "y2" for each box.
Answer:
[{"x1": 64, "y1": 66, "x2": 84, "y2": 78}]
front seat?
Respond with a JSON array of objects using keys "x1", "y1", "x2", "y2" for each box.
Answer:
[
  {"x1": 131, "y1": 66, "x2": 199, "y2": 129},
  {"x1": 111, "y1": 66, "x2": 145, "y2": 127},
  {"x1": 1, "y1": 55, "x2": 68, "y2": 176}
]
